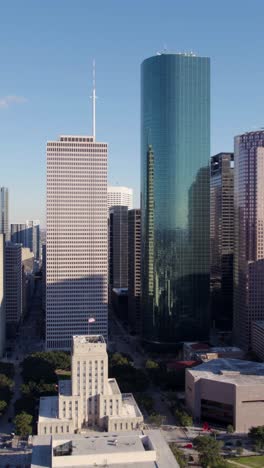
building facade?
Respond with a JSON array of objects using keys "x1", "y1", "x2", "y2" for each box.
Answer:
[
  {"x1": 38, "y1": 335, "x2": 143, "y2": 435},
  {"x1": 186, "y1": 358, "x2": 264, "y2": 432},
  {"x1": 109, "y1": 206, "x2": 128, "y2": 289},
  {"x1": 46, "y1": 135, "x2": 108, "y2": 350},
  {"x1": 251, "y1": 321, "x2": 264, "y2": 361},
  {"x1": 234, "y1": 131, "x2": 264, "y2": 350},
  {"x1": 5, "y1": 242, "x2": 22, "y2": 335},
  {"x1": 107, "y1": 186, "x2": 133, "y2": 210},
  {"x1": 128, "y1": 209, "x2": 141, "y2": 334},
  {"x1": 210, "y1": 153, "x2": 234, "y2": 330},
  {"x1": 11, "y1": 220, "x2": 41, "y2": 261},
  {"x1": 0, "y1": 187, "x2": 9, "y2": 240},
  {"x1": 141, "y1": 53, "x2": 210, "y2": 346},
  {"x1": 0, "y1": 234, "x2": 5, "y2": 357}
]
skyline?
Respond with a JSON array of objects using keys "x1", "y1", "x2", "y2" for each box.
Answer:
[{"x1": 1, "y1": 1, "x2": 264, "y2": 225}]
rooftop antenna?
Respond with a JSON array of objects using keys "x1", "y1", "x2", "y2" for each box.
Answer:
[{"x1": 91, "y1": 59, "x2": 97, "y2": 139}]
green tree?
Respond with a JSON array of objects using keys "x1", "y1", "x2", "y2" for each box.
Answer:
[
  {"x1": 0, "y1": 400, "x2": 7, "y2": 415},
  {"x1": 0, "y1": 373, "x2": 13, "y2": 403},
  {"x1": 226, "y1": 424, "x2": 234, "y2": 434},
  {"x1": 169, "y1": 443, "x2": 187, "y2": 468},
  {"x1": 175, "y1": 409, "x2": 193, "y2": 427},
  {"x1": 14, "y1": 412, "x2": 33, "y2": 437},
  {"x1": 149, "y1": 413, "x2": 165, "y2": 426},
  {"x1": 194, "y1": 435, "x2": 225, "y2": 468},
  {"x1": 249, "y1": 426, "x2": 264, "y2": 449},
  {"x1": 145, "y1": 359, "x2": 159, "y2": 369}
]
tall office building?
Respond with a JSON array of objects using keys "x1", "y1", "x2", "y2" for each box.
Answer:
[
  {"x1": 0, "y1": 187, "x2": 9, "y2": 240},
  {"x1": 46, "y1": 135, "x2": 108, "y2": 350},
  {"x1": 11, "y1": 220, "x2": 40, "y2": 261},
  {"x1": 128, "y1": 209, "x2": 141, "y2": 334},
  {"x1": 5, "y1": 242, "x2": 22, "y2": 336},
  {"x1": 0, "y1": 234, "x2": 5, "y2": 357},
  {"x1": 11, "y1": 223, "x2": 27, "y2": 246},
  {"x1": 141, "y1": 53, "x2": 210, "y2": 346},
  {"x1": 107, "y1": 186, "x2": 133, "y2": 210},
  {"x1": 26, "y1": 220, "x2": 41, "y2": 261},
  {"x1": 210, "y1": 153, "x2": 234, "y2": 330},
  {"x1": 109, "y1": 206, "x2": 128, "y2": 289},
  {"x1": 234, "y1": 131, "x2": 264, "y2": 350}
]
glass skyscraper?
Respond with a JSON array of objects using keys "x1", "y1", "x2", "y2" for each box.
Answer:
[{"x1": 141, "y1": 53, "x2": 210, "y2": 347}]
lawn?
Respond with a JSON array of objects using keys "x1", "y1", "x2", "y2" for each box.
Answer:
[{"x1": 229, "y1": 456, "x2": 264, "y2": 467}]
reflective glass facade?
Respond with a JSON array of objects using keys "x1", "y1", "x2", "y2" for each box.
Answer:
[{"x1": 141, "y1": 53, "x2": 210, "y2": 346}]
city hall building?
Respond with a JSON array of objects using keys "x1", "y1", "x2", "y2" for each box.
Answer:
[{"x1": 38, "y1": 336, "x2": 143, "y2": 435}]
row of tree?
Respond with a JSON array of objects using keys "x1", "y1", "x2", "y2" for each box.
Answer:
[{"x1": 0, "y1": 362, "x2": 14, "y2": 417}]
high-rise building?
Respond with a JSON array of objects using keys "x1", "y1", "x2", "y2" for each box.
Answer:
[
  {"x1": 234, "y1": 131, "x2": 264, "y2": 350},
  {"x1": 0, "y1": 187, "x2": 9, "y2": 240},
  {"x1": 5, "y1": 242, "x2": 22, "y2": 336},
  {"x1": 0, "y1": 234, "x2": 5, "y2": 357},
  {"x1": 46, "y1": 135, "x2": 108, "y2": 350},
  {"x1": 109, "y1": 206, "x2": 128, "y2": 289},
  {"x1": 11, "y1": 220, "x2": 41, "y2": 261},
  {"x1": 210, "y1": 153, "x2": 234, "y2": 330},
  {"x1": 107, "y1": 186, "x2": 133, "y2": 210},
  {"x1": 141, "y1": 53, "x2": 210, "y2": 347},
  {"x1": 128, "y1": 209, "x2": 141, "y2": 334},
  {"x1": 26, "y1": 220, "x2": 41, "y2": 261},
  {"x1": 11, "y1": 223, "x2": 27, "y2": 246}
]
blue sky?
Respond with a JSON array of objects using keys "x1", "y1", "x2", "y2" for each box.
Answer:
[{"x1": 1, "y1": 0, "x2": 264, "y2": 226}]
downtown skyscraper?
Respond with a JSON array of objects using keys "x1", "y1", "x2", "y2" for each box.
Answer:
[
  {"x1": 234, "y1": 131, "x2": 264, "y2": 350},
  {"x1": 46, "y1": 134, "x2": 108, "y2": 349},
  {"x1": 210, "y1": 153, "x2": 234, "y2": 330},
  {"x1": 141, "y1": 53, "x2": 210, "y2": 347},
  {"x1": 0, "y1": 187, "x2": 9, "y2": 239}
]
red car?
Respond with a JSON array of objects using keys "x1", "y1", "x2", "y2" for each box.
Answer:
[{"x1": 183, "y1": 443, "x2": 193, "y2": 449}]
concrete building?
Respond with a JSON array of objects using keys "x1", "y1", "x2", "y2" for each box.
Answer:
[
  {"x1": 107, "y1": 186, "x2": 133, "y2": 210},
  {"x1": 38, "y1": 335, "x2": 143, "y2": 435},
  {"x1": 46, "y1": 135, "x2": 108, "y2": 350},
  {"x1": 22, "y1": 247, "x2": 35, "y2": 316},
  {"x1": 5, "y1": 242, "x2": 22, "y2": 336},
  {"x1": 31, "y1": 431, "x2": 179, "y2": 468},
  {"x1": 0, "y1": 234, "x2": 5, "y2": 358},
  {"x1": 183, "y1": 342, "x2": 244, "y2": 362},
  {"x1": 128, "y1": 209, "x2": 141, "y2": 334},
  {"x1": 42, "y1": 244, "x2": 46, "y2": 311},
  {"x1": 11, "y1": 223, "x2": 27, "y2": 246},
  {"x1": 252, "y1": 321, "x2": 264, "y2": 361},
  {"x1": 0, "y1": 187, "x2": 9, "y2": 240},
  {"x1": 186, "y1": 358, "x2": 264, "y2": 432},
  {"x1": 109, "y1": 206, "x2": 128, "y2": 289},
  {"x1": 210, "y1": 153, "x2": 234, "y2": 330},
  {"x1": 234, "y1": 130, "x2": 264, "y2": 350}
]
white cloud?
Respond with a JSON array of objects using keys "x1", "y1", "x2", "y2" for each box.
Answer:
[{"x1": 0, "y1": 95, "x2": 27, "y2": 109}]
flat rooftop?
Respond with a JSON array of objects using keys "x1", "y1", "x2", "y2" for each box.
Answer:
[
  {"x1": 72, "y1": 335, "x2": 105, "y2": 345},
  {"x1": 59, "y1": 379, "x2": 72, "y2": 397},
  {"x1": 38, "y1": 396, "x2": 58, "y2": 422},
  {"x1": 188, "y1": 358, "x2": 264, "y2": 385},
  {"x1": 121, "y1": 393, "x2": 142, "y2": 418},
  {"x1": 108, "y1": 378, "x2": 121, "y2": 395},
  {"x1": 31, "y1": 430, "x2": 179, "y2": 468}
]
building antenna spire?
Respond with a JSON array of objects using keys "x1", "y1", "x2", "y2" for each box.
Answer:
[{"x1": 92, "y1": 59, "x2": 96, "y2": 139}]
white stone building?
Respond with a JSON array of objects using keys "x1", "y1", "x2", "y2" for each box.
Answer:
[
  {"x1": 107, "y1": 186, "x2": 133, "y2": 210},
  {"x1": 46, "y1": 135, "x2": 108, "y2": 349},
  {"x1": 38, "y1": 335, "x2": 143, "y2": 435}
]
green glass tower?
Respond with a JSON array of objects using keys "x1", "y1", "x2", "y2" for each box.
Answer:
[{"x1": 141, "y1": 53, "x2": 210, "y2": 347}]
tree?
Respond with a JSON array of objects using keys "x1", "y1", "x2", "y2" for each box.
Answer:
[
  {"x1": 236, "y1": 446, "x2": 243, "y2": 456},
  {"x1": 0, "y1": 400, "x2": 7, "y2": 415},
  {"x1": 175, "y1": 409, "x2": 193, "y2": 427},
  {"x1": 193, "y1": 435, "x2": 225, "y2": 468},
  {"x1": 169, "y1": 443, "x2": 187, "y2": 468},
  {"x1": 226, "y1": 424, "x2": 234, "y2": 434},
  {"x1": 145, "y1": 359, "x2": 159, "y2": 369},
  {"x1": 249, "y1": 425, "x2": 264, "y2": 450},
  {"x1": 0, "y1": 373, "x2": 13, "y2": 404},
  {"x1": 14, "y1": 412, "x2": 33, "y2": 437},
  {"x1": 149, "y1": 413, "x2": 165, "y2": 426}
]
